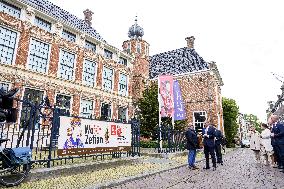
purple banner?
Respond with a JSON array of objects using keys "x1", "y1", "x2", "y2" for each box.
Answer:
[{"x1": 173, "y1": 80, "x2": 186, "y2": 120}]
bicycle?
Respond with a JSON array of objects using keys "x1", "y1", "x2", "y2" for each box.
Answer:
[{"x1": 0, "y1": 138, "x2": 32, "y2": 187}]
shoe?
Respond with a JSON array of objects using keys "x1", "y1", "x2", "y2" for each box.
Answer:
[
  {"x1": 203, "y1": 167, "x2": 210, "y2": 170},
  {"x1": 280, "y1": 169, "x2": 284, "y2": 173},
  {"x1": 273, "y1": 164, "x2": 278, "y2": 168},
  {"x1": 221, "y1": 163, "x2": 223, "y2": 165},
  {"x1": 212, "y1": 167, "x2": 216, "y2": 171},
  {"x1": 192, "y1": 166, "x2": 199, "y2": 170},
  {"x1": 278, "y1": 166, "x2": 284, "y2": 169}
]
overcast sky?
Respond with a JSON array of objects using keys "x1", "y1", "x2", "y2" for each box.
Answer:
[{"x1": 49, "y1": 0, "x2": 284, "y2": 122}]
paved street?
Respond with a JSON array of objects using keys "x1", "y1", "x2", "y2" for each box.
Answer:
[{"x1": 110, "y1": 148, "x2": 284, "y2": 189}]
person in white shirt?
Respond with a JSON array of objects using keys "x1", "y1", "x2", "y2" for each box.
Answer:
[
  {"x1": 248, "y1": 126, "x2": 261, "y2": 163},
  {"x1": 260, "y1": 123, "x2": 274, "y2": 166}
]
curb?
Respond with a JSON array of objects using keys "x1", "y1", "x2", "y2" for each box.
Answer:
[{"x1": 92, "y1": 148, "x2": 238, "y2": 189}]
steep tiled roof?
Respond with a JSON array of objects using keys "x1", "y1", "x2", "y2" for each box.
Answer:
[
  {"x1": 149, "y1": 47, "x2": 209, "y2": 79},
  {"x1": 22, "y1": 0, "x2": 106, "y2": 42}
]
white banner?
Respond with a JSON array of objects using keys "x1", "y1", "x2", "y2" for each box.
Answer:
[{"x1": 57, "y1": 116, "x2": 132, "y2": 156}]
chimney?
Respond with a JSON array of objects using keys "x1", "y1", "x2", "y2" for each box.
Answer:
[
  {"x1": 83, "y1": 9, "x2": 94, "y2": 27},
  {"x1": 185, "y1": 36, "x2": 195, "y2": 49}
]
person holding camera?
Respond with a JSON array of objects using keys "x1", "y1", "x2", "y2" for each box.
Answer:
[
  {"x1": 213, "y1": 124, "x2": 224, "y2": 165},
  {"x1": 185, "y1": 124, "x2": 199, "y2": 170},
  {"x1": 202, "y1": 122, "x2": 217, "y2": 170},
  {"x1": 260, "y1": 123, "x2": 274, "y2": 166}
]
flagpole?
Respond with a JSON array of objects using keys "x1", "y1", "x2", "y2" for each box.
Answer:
[
  {"x1": 172, "y1": 80, "x2": 175, "y2": 143},
  {"x1": 158, "y1": 77, "x2": 162, "y2": 150}
]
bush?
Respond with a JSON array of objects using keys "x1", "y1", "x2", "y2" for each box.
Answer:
[{"x1": 140, "y1": 140, "x2": 159, "y2": 148}]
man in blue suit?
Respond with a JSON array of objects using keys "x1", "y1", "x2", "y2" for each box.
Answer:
[
  {"x1": 270, "y1": 114, "x2": 284, "y2": 171},
  {"x1": 202, "y1": 122, "x2": 217, "y2": 170}
]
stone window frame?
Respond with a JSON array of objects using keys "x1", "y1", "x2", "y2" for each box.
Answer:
[
  {"x1": 118, "y1": 57, "x2": 127, "y2": 66},
  {"x1": 102, "y1": 66, "x2": 114, "y2": 92},
  {"x1": 117, "y1": 106, "x2": 128, "y2": 122},
  {"x1": 0, "y1": 25, "x2": 20, "y2": 65},
  {"x1": 27, "y1": 38, "x2": 51, "y2": 74},
  {"x1": 19, "y1": 87, "x2": 46, "y2": 130},
  {"x1": 58, "y1": 49, "x2": 77, "y2": 81},
  {"x1": 62, "y1": 29, "x2": 76, "y2": 43},
  {"x1": 193, "y1": 111, "x2": 207, "y2": 133},
  {"x1": 85, "y1": 40, "x2": 96, "y2": 53},
  {"x1": 80, "y1": 98, "x2": 94, "y2": 119},
  {"x1": 0, "y1": 0, "x2": 21, "y2": 18},
  {"x1": 0, "y1": 82, "x2": 10, "y2": 92},
  {"x1": 136, "y1": 42, "x2": 141, "y2": 54},
  {"x1": 82, "y1": 59, "x2": 97, "y2": 87},
  {"x1": 34, "y1": 16, "x2": 52, "y2": 32},
  {"x1": 55, "y1": 93, "x2": 72, "y2": 116},
  {"x1": 100, "y1": 102, "x2": 112, "y2": 121},
  {"x1": 118, "y1": 73, "x2": 128, "y2": 96}
]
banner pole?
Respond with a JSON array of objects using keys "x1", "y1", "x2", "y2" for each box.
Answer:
[{"x1": 158, "y1": 76, "x2": 162, "y2": 150}]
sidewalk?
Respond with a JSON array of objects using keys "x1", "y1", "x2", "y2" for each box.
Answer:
[{"x1": 3, "y1": 148, "x2": 236, "y2": 189}]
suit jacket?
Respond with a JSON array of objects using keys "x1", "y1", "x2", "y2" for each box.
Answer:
[
  {"x1": 185, "y1": 129, "x2": 198, "y2": 150},
  {"x1": 202, "y1": 126, "x2": 216, "y2": 148},
  {"x1": 215, "y1": 129, "x2": 223, "y2": 146},
  {"x1": 271, "y1": 122, "x2": 284, "y2": 145}
]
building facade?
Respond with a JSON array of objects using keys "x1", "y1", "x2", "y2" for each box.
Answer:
[{"x1": 0, "y1": 0, "x2": 134, "y2": 128}]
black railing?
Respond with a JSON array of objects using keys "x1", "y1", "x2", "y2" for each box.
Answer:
[{"x1": 0, "y1": 97, "x2": 140, "y2": 168}]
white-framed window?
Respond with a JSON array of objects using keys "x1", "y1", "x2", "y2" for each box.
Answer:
[
  {"x1": 118, "y1": 57, "x2": 127, "y2": 66},
  {"x1": 58, "y1": 50, "x2": 75, "y2": 81},
  {"x1": 100, "y1": 102, "x2": 112, "y2": 120},
  {"x1": 85, "y1": 40, "x2": 96, "y2": 53},
  {"x1": 102, "y1": 67, "x2": 113, "y2": 92},
  {"x1": 118, "y1": 73, "x2": 128, "y2": 96},
  {"x1": 0, "y1": 1, "x2": 21, "y2": 18},
  {"x1": 35, "y1": 16, "x2": 51, "y2": 32},
  {"x1": 55, "y1": 94, "x2": 71, "y2": 116},
  {"x1": 62, "y1": 29, "x2": 76, "y2": 42},
  {"x1": 28, "y1": 39, "x2": 50, "y2": 73},
  {"x1": 80, "y1": 99, "x2": 93, "y2": 118},
  {"x1": 0, "y1": 26, "x2": 18, "y2": 65},
  {"x1": 193, "y1": 111, "x2": 207, "y2": 133},
  {"x1": 82, "y1": 59, "x2": 96, "y2": 87},
  {"x1": 118, "y1": 107, "x2": 127, "y2": 122},
  {"x1": 0, "y1": 82, "x2": 9, "y2": 92},
  {"x1": 104, "y1": 49, "x2": 113, "y2": 59},
  {"x1": 136, "y1": 43, "x2": 141, "y2": 53}
]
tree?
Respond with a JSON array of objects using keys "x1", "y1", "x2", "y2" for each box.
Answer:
[
  {"x1": 244, "y1": 114, "x2": 261, "y2": 132},
  {"x1": 137, "y1": 83, "x2": 187, "y2": 139},
  {"x1": 222, "y1": 97, "x2": 239, "y2": 147}
]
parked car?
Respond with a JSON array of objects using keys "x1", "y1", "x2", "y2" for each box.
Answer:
[{"x1": 241, "y1": 139, "x2": 250, "y2": 148}]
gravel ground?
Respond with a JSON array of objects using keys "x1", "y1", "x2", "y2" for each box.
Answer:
[{"x1": 110, "y1": 148, "x2": 284, "y2": 189}]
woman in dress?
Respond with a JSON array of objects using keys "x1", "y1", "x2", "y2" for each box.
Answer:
[
  {"x1": 260, "y1": 123, "x2": 274, "y2": 166},
  {"x1": 248, "y1": 126, "x2": 261, "y2": 163}
]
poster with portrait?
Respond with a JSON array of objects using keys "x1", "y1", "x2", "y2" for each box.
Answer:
[
  {"x1": 57, "y1": 117, "x2": 131, "y2": 156},
  {"x1": 158, "y1": 75, "x2": 174, "y2": 118}
]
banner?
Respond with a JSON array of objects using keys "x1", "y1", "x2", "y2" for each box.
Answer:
[
  {"x1": 57, "y1": 117, "x2": 132, "y2": 156},
  {"x1": 158, "y1": 75, "x2": 174, "y2": 117},
  {"x1": 173, "y1": 80, "x2": 186, "y2": 120}
]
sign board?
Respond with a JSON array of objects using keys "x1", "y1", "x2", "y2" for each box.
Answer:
[{"x1": 57, "y1": 117, "x2": 132, "y2": 156}]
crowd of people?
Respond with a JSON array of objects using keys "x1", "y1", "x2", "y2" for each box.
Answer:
[
  {"x1": 184, "y1": 114, "x2": 284, "y2": 172},
  {"x1": 185, "y1": 122, "x2": 225, "y2": 170},
  {"x1": 249, "y1": 114, "x2": 284, "y2": 171}
]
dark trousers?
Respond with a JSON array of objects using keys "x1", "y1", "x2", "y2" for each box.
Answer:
[
  {"x1": 204, "y1": 145, "x2": 216, "y2": 168},
  {"x1": 277, "y1": 144, "x2": 284, "y2": 167},
  {"x1": 215, "y1": 144, "x2": 223, "y2": 163},
  {"x1": 273, "y1": 145, "x2": 282, "y2": 166}
]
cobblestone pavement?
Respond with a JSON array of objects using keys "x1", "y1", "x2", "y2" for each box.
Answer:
[{"x1": 110, "y1": 148, "x2": 284, "y2": 189}]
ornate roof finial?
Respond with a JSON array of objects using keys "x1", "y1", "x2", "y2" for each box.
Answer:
[{"x1": 128, "y1": 15, "x2": 144, "y2": 39}]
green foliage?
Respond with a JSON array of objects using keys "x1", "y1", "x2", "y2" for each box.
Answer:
[
  {"x1": 244, "y1": 114, "x2": 262, "y2": 133},
  {"x1": 222, "y1": 97, "x2": 239, "y2": 148},
  {"x1": 140, "y1": 140, "x2": 159, "y2": 148},
  {"x1": 137, "y1": 83, "x2": 187, "y2": 139}
]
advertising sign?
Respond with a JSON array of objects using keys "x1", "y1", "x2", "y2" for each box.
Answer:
[
  {"x1": 158, "y1": 75, "x2": 174, "y2": 118},
  {"x1": 173, "y1": 80, "x2": 186, "y2": 120}
]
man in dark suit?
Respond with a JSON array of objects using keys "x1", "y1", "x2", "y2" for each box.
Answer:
[
  {"x1": 185, "y1": 124, "x2": 199, "y2": 170},
  {"x1": 213, "y1": 124, "x2": 224, "y2": 165},
  {"x1": 202, "y1": 122, "x2": 217, "y2": 170},
  {"x1": 270, "y1": 114, "x2": 284, "y2": 171}
]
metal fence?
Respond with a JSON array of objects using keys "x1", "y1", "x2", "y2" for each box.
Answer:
[{"x1": 0, "y1": 97, "x2": 140, "y2": 168}]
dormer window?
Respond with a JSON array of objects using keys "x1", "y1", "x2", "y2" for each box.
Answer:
[
  {"x1": 35, "y1": 16, "x2": 51, "y2": 32},
  {"x1": 0, "y1": 1, "x2": 21, "y2": 18},
  {"x1": 85, "y1": 40, "x2": 96, "y2": 52},
  {"x1": 118, "y1": 57, "x2": 127, "y2": 66},
  {"x1": 104, "y1": 49, "x2": 113, "y2": 59},
  {"x1": 62, "y1": 29, "x2": 76, "y2": 42},
  {"x1": 136, "y1": 43, "x2": 141, "y2": 53}
]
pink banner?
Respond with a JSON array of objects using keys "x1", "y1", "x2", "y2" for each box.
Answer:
[{"x1": 158, "y1": 75, "x2": 174, "y2": 117}]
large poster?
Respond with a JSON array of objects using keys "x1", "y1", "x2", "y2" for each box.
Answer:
[
  {"x1": 173, "y1": 80, "x2": 186, "y2": 120},
  {"x1": 158, "y1": 75, "x2": 174, "y2": 117},
  {"x1": 57, "y1": 117, "x2": 132, "y2": 156}
]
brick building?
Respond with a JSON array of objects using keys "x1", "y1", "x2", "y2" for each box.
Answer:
[{"x1": 0, "y1": 0, "x2": 134, "y2": 127}]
